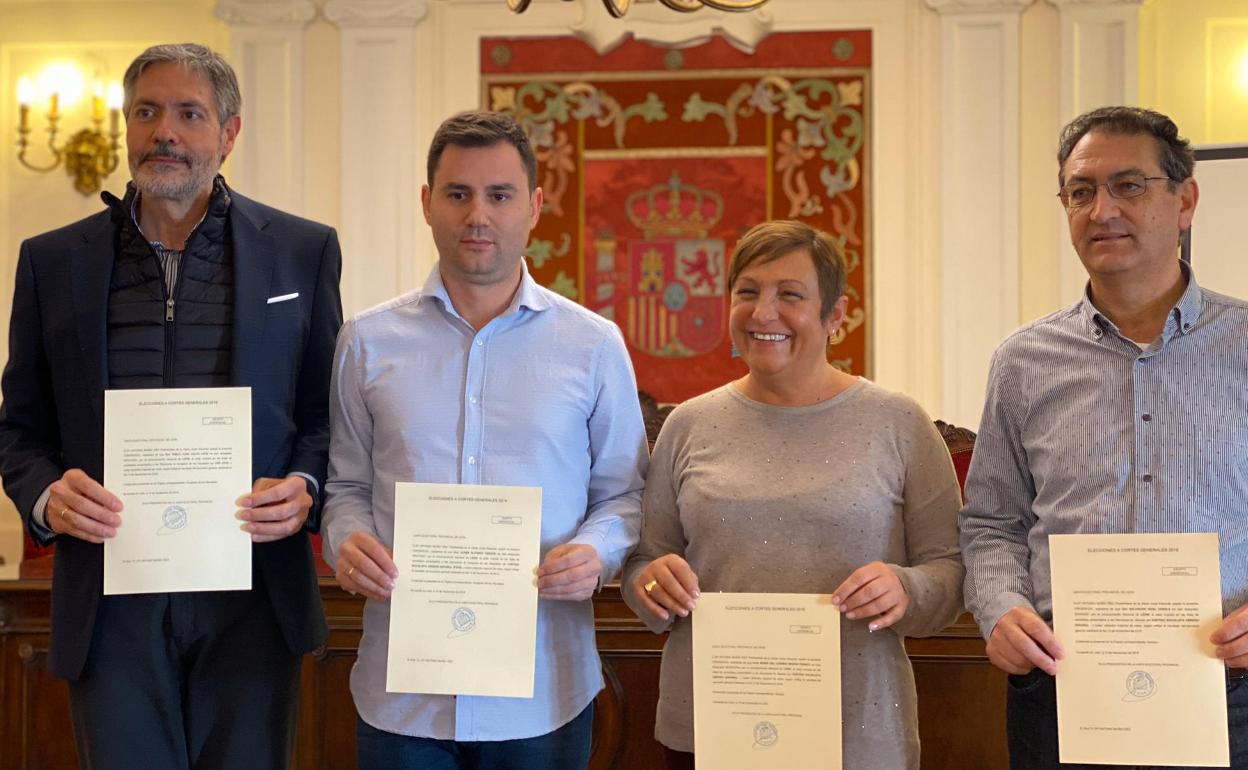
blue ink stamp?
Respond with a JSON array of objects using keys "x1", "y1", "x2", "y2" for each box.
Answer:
[
  {"x1": 753, "y1": 721, "x2": 778, "y2": 748},
  {"x1": 448, "y1": 607, "x2": 477, "y2": 638},
  {"x1": 157, "y1": 504, "x2": 188, "y2": 535},
  {"x1": 1123, "y1": 670, "x2": 1157, "y2": 702}
]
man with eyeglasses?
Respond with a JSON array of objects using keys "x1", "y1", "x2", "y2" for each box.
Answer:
[{"x1": 960, "y1": 106, "x2": 1248, "y2": 769}]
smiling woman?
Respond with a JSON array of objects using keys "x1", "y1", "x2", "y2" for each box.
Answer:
[
  {"x1": 621, "y1": 220, "x2": 966, "y2": 770},
  {"x1": 725, "y1": 221, "x2": 852, "y2": 407}
]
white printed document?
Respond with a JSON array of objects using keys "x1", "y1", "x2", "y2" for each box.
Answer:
[
  {"x1": 693, "y1": 592, "x2": 841, "y2": 770},
  {"x1": 1051, "y1": 532, "x2": 1228, "y2": 767},
  {"x1": 103, "y1": 387, "x2": 252, "y2": 595},
  {"x1": 387, "y1": 482, "x2": 541, "y2": 698}
]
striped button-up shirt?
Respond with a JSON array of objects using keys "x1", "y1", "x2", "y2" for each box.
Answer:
[
  {"x1": 960, "y1": 267, "x2": 1248, "y2": 638},
  {"x1": 131, "y1": 189, "x2": 192, "y2": 298}
]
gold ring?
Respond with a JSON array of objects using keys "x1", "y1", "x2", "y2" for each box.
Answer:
[
  {"x1": 347, "y1": 566, "x2": 356, "y2": 578},
  {"x1": 59, "y1": 504, "x2": 70, "y2": 521},
  {"x1": 643, "y1": 579, "x2": 658, "y2": 593}
]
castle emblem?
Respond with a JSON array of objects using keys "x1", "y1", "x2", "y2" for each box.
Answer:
[{"x1": 590, "y1": 172, "x2": 726, "y2": 358}]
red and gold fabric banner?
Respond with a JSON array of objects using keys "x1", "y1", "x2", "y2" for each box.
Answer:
[{"x1": 482, "y1": 31, "x2": 871, "y2": 403}]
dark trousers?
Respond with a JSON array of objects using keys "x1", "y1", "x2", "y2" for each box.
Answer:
[
  {"x1": 1007, "y1": 669, "x2": 1248, "y2": 769},
  {"x1": 356, "y1": 702, "x2": 594, "y2": 770},
  {"x1": 67, "y1": 584, "x2": 301, "y2": 770}
]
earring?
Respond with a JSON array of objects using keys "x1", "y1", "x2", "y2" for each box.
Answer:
[{"x1": 828, "y1": 327, "x2": 847, "y2": 346}]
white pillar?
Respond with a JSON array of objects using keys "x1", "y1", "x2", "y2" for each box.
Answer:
[
  {"x1": 1048, "y1": 0, "x2": 1144, "y2": 303},
  {"x1": 925, "y1": 0, "x2": 1034, "y2": 430},
  {"x1": 214, "y1": 0, "x2": 316, "y2": 215},
  {"x1": 323, "y1": 0, "x2": 428, "y2": 317}
]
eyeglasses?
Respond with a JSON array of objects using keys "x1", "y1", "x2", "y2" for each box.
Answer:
[{"x1": 1057, "y1": 173, "x2": 1171, "y2": 210}]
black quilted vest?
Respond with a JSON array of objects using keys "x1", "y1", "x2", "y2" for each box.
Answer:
[{"x1": 104, "y1": 181, "x2": 234, "y2": 389}]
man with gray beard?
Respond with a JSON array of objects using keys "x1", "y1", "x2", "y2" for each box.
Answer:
[{"x1": 0, "y1": 43, "x2": 342, "y2": 769}]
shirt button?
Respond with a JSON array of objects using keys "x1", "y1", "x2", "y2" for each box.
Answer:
[
  {"x1": 475, "y1": 339, "x2": 484, "y2": 347},
  {"x1": 467, "y1": 456, "x2": 477, "y2": 465},
  {"x1": 470, "y1": 396, "x2": 479, "y2": 405},
  {"x1": 1142, "y1": 473, "x2": 1153, "y2": 482},
  {"x1": 1141, "y1": 414, "x2": 1152, "y2": 422}
]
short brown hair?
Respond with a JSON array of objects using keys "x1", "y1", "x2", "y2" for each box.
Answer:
[
  {"x1": 427, "y1": 111, "x2": 537, "y2": 191},
  {"x1": 728, "y1": 220, "x2": 847, "y2": 320}
]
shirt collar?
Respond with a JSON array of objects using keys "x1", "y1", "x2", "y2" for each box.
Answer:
[
  {"x1": 1078, "y1": 260, "x2": 1204, "y2": 340},
  {"x1": 418, "y1": 258, "x2": 553, "y2": 320},
  {"x1": 1170, "y1": 260, "x2": 1203, "y2": 334},
  {"x1": 129, "y1": 176, "x2": 226, "y2": 250}
]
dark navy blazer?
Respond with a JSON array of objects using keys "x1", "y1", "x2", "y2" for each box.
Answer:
[{"x1": 0, "y1": 189, "x2": 343, "y2": 678}]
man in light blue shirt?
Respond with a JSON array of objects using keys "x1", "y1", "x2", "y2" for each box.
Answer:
[{"x1": 322, "y1": 111, "x2": 648, "y2": 769}]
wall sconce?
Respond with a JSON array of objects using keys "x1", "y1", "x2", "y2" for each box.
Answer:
[{"x1": 16, "y1": 66, "x2": 123, "y2": 196}]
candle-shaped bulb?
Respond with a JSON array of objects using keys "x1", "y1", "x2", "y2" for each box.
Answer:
[
  {"x1": 17, "y1": 77, "x2": 34, "y2": 107},
  {"x1": 108, "y1": 83, "x2": 122, "y2": 136},
  {"x1": 93, "y1": 80, "x2": 104, "y2": 121}
]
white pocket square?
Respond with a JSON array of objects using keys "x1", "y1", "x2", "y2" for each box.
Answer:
[{"x1": 267, "y1": 292, "x2": 299, "y2": 305}]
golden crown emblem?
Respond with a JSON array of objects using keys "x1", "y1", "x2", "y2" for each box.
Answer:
[{"x1": 626, "y1": 171, "x2": 724, "y2": 240}]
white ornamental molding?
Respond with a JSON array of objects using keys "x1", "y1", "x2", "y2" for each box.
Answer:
[
  {"x1": 568, "y1": 0, "x2": 774, "y2": 54},
  {"x1": 924, "y1": 0, "x2": 1036, "y2": 13},
  {"x1": 214, "y1": 0, "x2": 316, "y2": 26},
  {"x1": 1045, "y1": 0, "x2": 1145, "y2": 6},
  {"x1": 323, "y1": 0, "x2": 429, "y2": 27}
]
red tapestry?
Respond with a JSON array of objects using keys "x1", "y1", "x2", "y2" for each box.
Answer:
[{"x1": 482, "y1": 31, "x2": 872, "y2": 404}]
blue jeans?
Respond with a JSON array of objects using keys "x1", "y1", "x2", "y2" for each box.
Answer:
[
  {"x1": 356, "y1": 703, "x2": 594, "y2": 770},
  {"x1": 1006, "y1": 669, "x2": 1248, "y2": 769}
]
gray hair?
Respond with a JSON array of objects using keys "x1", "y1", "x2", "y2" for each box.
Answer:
[{"x1": 123, "y1": 43, "x2": 241, "y2": 125}]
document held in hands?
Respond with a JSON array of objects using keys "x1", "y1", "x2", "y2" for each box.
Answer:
[
  {"x1": 387, "y1": 482, "x2": 541, "y2": 698},
  {"x1": 1051, "y1": 532, "x2": 1228, "y2": 767},
  {"x1": 693, "y1": 592, "x2": 841, "y2": 770},
  {"x1": 103, "y1": 387, "x2": 252, "y2": 595}
]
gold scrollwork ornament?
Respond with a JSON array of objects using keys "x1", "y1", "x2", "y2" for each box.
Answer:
[
  {"x1": 700, "y1": 0, "x2": 769, "y2": 9},
  {"x1": 659, "y1": 0, "x2": 704, "y2": 11},
  {"x1": 508, "y1": 0, "x2": 765, "y2": 14}
]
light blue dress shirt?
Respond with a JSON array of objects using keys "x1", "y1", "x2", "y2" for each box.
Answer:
[{"x1": 323, "y1": 260, "x2": 648, "y2": 741}]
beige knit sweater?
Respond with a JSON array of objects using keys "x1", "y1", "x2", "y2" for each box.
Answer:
[{"x1": 622, "y1": 379, "x2": 964, "y2": 769}]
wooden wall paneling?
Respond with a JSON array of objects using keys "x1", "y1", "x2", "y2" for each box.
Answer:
[
  {"x1": 0, "y1": 557, "x2": 1004, "y2": 770},
  {"x1": 907, "y1": 615, "x2": 1010, "y2": 770},
  {"x1": 293, "y1": 585, "x2": 363, "y2": 770},
  {"x1": 590, "y1": 584, "x2": 666, "y2": 770},
  {"x1": 0, "y1": 584, "x2": 76, "y2": 770}
]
